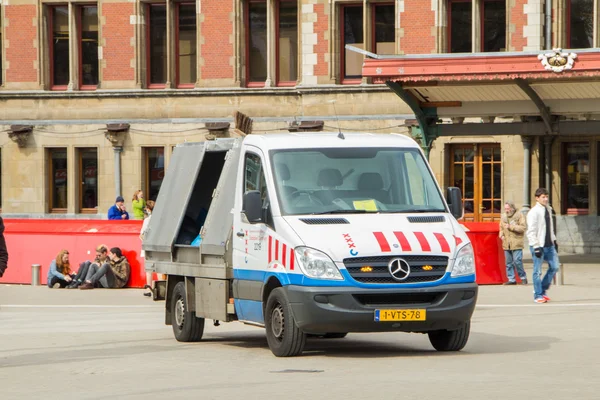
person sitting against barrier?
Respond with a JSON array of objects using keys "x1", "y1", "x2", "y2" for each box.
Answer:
[
  {"x1": 47, "y1": 249, "x2": 76, "y2": 288},
  {"x1": 108, "y1": 196, "x2": 130, "y2": 220},
  {"x1": 79, "y1": 247, "x2": 131, "y2": 290},
  {"x1": 67, "y1": 244, "x2": 109, "y2": 289}
]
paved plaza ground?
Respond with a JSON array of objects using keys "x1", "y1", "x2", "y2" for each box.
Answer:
[{"x1": 1, "y1": 256, "x2": 599, "y2": 399}]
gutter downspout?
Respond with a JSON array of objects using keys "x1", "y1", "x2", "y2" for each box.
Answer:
[
  {"x1": 545, "y1": 0, "x2": 552, "y2": 49},
  {"x1": 521, "y1": 137, "x2": 533, "y2": 214}
]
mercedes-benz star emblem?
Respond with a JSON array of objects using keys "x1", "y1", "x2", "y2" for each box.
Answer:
[{"x1": 388, "y1": 258, "x2": 411, "y2": 281}]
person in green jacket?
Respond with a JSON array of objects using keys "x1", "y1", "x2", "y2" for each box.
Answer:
[{"x1": 132, "y1": 190, "x2": 146, "y2": 220}]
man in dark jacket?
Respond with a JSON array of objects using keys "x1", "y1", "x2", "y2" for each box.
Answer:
[
  {"x1": 0, "y1": 217, "x2": 8, "y2": 278},
  {"x1": 108, "y1": 196, "x2": 130, "y2": 220},
  {"x1": 79, "y1": 247, "x2": 130, "y2": 289}
]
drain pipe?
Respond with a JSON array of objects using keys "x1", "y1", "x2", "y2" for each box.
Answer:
[
  {"x1": 545, "y1": 0, "x2": 552, "y2": 49},
  {"x1": 105, "y1": 124, "x2": 130, "y2": 199}
]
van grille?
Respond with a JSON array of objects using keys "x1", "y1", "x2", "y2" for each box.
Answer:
[
  {"x1": 343, "y1": 255, "x2": 448, "y2": 284},
  {"x1": 407, "y1": 216, "x2": 446, "y2": 223},
  {"x1": 299, "y1": 218, "x2": 349, "y2": 225},
  {"x1": 353, "y1": 292, "x2": 444, "y2": 306}
]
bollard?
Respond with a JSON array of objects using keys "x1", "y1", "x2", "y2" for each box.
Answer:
[
  {"x1": 553, "y1": 263, "x2": 564, "y2": 286},
  {"x1": 31, "y1": 264, "x2": 41, "y2": 286}
]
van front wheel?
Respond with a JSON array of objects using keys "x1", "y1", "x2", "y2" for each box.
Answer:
[
  {"x1": 428, "y1": 321, "x2": 470, "y2": 351},
  {"x1": 265, "y1": 288, "x2": 306, "y2": 357},
  {"x1": 171, "y1": 281, "x2": 204, "y2": 342}
]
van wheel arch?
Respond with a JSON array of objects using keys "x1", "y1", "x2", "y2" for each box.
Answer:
[{"x1": 262, "y1": 276, "x2": 283, "y2": 315}]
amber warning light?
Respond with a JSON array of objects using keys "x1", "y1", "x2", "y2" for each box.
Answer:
[
  {"x1": 360, "y1": 266, "x2": 373, "y2": 272},
  {"x1": 422, "y1": 265, "x2": 433, "y2": 271}
]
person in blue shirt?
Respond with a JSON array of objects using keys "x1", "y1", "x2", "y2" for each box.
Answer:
[
  {"x1": 108, "y1": 196, "x2": 129, "y2": 220},
  {"x1": 47, "y1": 249, "x2": 75, "y2": 288}
]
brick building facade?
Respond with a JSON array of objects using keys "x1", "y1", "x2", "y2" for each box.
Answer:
[{"x1": 0, "y1": 0, "x2": 599, "y2": 253}]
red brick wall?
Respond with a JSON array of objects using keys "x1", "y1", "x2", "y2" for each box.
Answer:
[
  {"x1": 4, "y1": 5, "x2": 38, "y2": 83},
  {"x1": 401, "y1": 0, "x2": 436, "y2": 54},
  {"x1": 201, "y1": 0, "x2": 234, "y2": 80},
  {"x1": 510, "y1": 0, "x2": 527, "y2": 51},
  {"x1": 102, "y1": 3, "x2": 135, "y2": 81},
  {"x1": 314, "y1": 4, "x2": 329, "y2": 77}
]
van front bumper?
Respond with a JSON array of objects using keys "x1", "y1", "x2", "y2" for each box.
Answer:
[{"x1": 284, "y1": 283, "x2": 478, "y2": 334}]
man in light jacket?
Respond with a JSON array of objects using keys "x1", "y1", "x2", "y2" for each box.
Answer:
[
  {"x1": 499, "y1": 201, "x2": 527, "y2": 285},
  {"x1": 526, "y1": 188, "x2": 559, "y2": 303}
]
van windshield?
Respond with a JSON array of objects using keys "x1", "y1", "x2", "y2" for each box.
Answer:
[{"x1": 271, "y1": 147, "x2": 447, "y2": 216}]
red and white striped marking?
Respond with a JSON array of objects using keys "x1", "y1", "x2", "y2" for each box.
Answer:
[
  {"x1": 373, "y1": 231, "x2": 455, "y2": 253},
  {"x1": 268, "y1": 236, "x2": 295, "y2": 270}
]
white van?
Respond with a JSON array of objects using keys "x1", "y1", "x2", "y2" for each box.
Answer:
[{"x1": 143, "y1": 132, "x2": 477, "y2": 357}]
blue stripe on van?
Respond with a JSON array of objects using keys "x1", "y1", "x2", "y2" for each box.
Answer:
[
  {"x1": 233, "y1": 268, "x2": 475, "y2": 288},
  {"x1": 234, "y1": 299, "x2": 264, "y2": 325}
]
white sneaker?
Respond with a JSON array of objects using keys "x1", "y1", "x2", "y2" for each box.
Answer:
[{"x1": 52, "y1": 282, "x2": 61, "y2": 289}]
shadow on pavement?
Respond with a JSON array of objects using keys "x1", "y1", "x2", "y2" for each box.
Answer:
[{"x1": 212, "y1": 330, "x2": 558, "y2": 358}]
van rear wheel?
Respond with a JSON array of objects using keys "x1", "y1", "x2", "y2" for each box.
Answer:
[
  {"x1": 171, "y1": 281, "x2": 205, "y2": 342},
  {"x1": 265, "y1": 288, "x2": 306, "y2": 357},
  {"x1": 428, "y1": 321, "x2": 470, "y2": 351}
]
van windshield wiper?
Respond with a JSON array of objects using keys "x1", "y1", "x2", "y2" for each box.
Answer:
[
  {"x1": 380, "y1": 209, "x2": 446, "y2": 213},
  {"x1": 311, "y1": 209, "x2": 371, "y2": 215}
]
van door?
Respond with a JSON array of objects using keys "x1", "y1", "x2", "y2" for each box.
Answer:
[{"x1": 232, "y1": 150, "x2": 273, "y2": 322}]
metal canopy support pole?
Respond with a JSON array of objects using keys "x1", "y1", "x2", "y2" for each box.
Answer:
[
  {"x1": 514, "y1": 78, "x2": 554, "y2": 135},
  {"x1": 544, "y1": 135, "x2": 554, "y2": 199},
  {"x1": 521, "y1": 136, "x2": 533, "y2": 213},
  {"x1": 385, "y1": 80, "x2": 438, "y2": 158}
]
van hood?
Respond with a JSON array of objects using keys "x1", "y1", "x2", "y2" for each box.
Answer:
[{"x1": 283, "y1": 214, "x2": 466, "y2": 262}]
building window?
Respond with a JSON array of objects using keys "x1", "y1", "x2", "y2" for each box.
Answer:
[
  {"x1": 482, "y1": 0, "x2": 506, "y2": 52},
  {"x1": 48, "y1": 148, "x2": 68, "y2": 212},
  {"x1": 79, "y1": 148, "x2": 98, "y2": 213},
  {"x1": 277, "y1": 0, "x2": 298, "y2": 85},
  {"x1": 563, "y1": 142, "x2": 589, "y2": 215},
  {"x1": 373, "y1": 4, "x2": 395, "y2": 55},
  {"x1": 341, "y1": 4, "x2": 364, "y2": 83},
  {"x1": 448, "y1": 0, "x2": 506, "y2": 53},
  {"x1": 144, "y1": 147, "x2": 165, "y2": 201},
  {"x1": 50, "y1": 6, "x2": 70, "y2": 89},
  {"x1": 80, "y1": 6, "x2": 99, "y2": 89},
  {"x1": 244, "y1": 0, "x2": 298, "y2": 87},
  {"x1": 147, "y1": 4, "x2": 168, "y2": 88},
  {"x1": 176, "y1": 3, "x2": 197, "y2": 88},
  {"x1": 567, "y1": 0, "x2": 593, "y2": 49},
  {"x1": 247, "y1": 1, "x2": 268, "y2": 86}
]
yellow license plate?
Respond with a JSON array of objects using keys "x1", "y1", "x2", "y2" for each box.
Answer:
[{"x1": 375, "y1": 309, "x2": 426, "y2": 322}]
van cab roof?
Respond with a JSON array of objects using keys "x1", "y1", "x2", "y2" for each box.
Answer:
[{"x1": 243, "y1": 132, "x2": 420, "y2": 151}]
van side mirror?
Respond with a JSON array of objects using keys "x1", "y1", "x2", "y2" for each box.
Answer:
[
  {"x1": 447, "y1": 187, "x2": 464, "y2": 220},
  {"x1": 242, "y1": 191, "x2": 263, "y2": 223}
]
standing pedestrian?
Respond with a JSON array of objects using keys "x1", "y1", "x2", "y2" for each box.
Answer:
[
  {"x1": 0, "y1": 217, "x2": 8, "y2": 278},
  {"x1": 526, "y1": 188, "x2": 559, "y2": 303},
  {"x1": 140, "y1": 200, "x2": 155, "y2": 297},
  {"x1": 132, "y1": 190, "x2": 146, "y2": 220},
  {"x1": 499, "y1": 201, "x2": 528, "y2": 285}
]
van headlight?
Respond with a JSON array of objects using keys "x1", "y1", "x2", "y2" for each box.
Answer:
[
  {"x1": 294, "y1": 247, "x2": 343, "y2": 280},
  {"x1": 451, "y1": 243, "x2": 475, "y2": 277}
]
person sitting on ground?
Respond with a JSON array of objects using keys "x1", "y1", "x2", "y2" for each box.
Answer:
[
  {"x1": 140, "y1": 200, "x2": 155, "y2": 297},
  {"x1": 132, "y1": 190, "x2": 146, "y2": 220},
  {"x1": 47, "y1": 249, "x2": 75, "y2": 288},
  {"x1": 67, "y1": 244, "x2": 109, "y2": 289},
  {"x1": 108, "y1": 196, "x2": 130, "y2": 220},
  {"x1": 79, "y1": 247, "x2": 130, "y2": 290}
]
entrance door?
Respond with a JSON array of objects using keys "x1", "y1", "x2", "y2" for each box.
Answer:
[{"x1": 451, "y1": 144, "x2": 502, "y2": 222}]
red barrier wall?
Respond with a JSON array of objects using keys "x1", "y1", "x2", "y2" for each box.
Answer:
[
  {"x1": 461, "y1": 222, "x2": 508, "y2": 285},
  {"x1": 2, "y1": 219, "x2": 147, "y2": 287}
]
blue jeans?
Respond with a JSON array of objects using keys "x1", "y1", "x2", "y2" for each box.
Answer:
[
  {"x1": 530, "y1": 246, "x2": 560, "y2": 299},
  {"x1": 505, "y1": 249, "x2": 527, "y2": 283}
]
